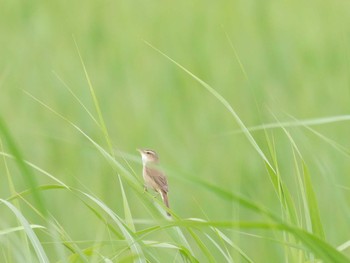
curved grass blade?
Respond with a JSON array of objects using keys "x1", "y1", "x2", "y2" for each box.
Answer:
[
  {"x1": 287, "y1": 114, "x2": 350, "y2": 158},
  {"x1": 302, "y1": 162, "x2": 325, "y2": 240},
  {"x1": 144, "y1": 241, "x2": 198, "y2": 262},
  {"x1": 0, "y1": 199, "x2": 49, "y2": 263},
  {"x1": 118, "y1": 175, "x2": 135, "y2": 232},
  {"x1": 225, "y1": 115, "x2": 350, "y2": 135},
  {"x1": 338, "y1": 240, "x2": 350, "y2": 252},
  {"x1": 0, "y1": 225, "x2": 45, "y2": 236}
]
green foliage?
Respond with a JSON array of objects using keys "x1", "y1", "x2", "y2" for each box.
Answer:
[{"x1": 1, "y1": 0, "x2": 350, "y2": 262}]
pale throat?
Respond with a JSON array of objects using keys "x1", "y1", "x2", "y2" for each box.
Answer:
[
  {"x1": 141, "y1": 155, "x2": 158, "y2": 167},
  {"x1": 141, "y1": 155, "x2": 148, "y2": 165}
]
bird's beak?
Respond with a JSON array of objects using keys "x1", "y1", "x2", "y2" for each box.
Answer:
[{"x1": 136, "y1": 148, "x2": 143, "y2": 154}]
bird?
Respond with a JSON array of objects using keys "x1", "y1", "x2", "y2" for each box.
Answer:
[{"x1": 137, "y1": 149, "x2": 170, "y2": 216}]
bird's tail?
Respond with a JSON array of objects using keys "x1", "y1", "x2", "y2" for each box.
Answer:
[{"x1": 160, "y1": 191, "x2": 171, "y2": 217}]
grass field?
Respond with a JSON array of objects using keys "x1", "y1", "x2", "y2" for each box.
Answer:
[{"x1": 1, "y1": 1, "x2": 350, "y2": 262}]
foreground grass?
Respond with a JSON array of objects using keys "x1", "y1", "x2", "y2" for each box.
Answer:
[{"x1": 1, "y1": 116, "x2": 349, "y2": 262}]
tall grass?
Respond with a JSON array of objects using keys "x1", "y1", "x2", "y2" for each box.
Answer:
[
  {"x1": 0, "y1": 48, "x2": 349, "y2": 262},
  {"x1": 1, "y1": 0, "x2": 350, "y2": 262}
]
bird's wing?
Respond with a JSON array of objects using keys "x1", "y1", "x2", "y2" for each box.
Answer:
[{"x1": 147, "y1": 167, "x2": 169, "y2": 192}]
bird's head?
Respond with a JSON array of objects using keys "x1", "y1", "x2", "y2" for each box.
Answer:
[{"x1": 137, "y1": 149, "x2": 159, "y2": 164}]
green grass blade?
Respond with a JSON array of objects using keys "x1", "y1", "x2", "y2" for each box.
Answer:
[
  {"x1": 224, "y1": 30, "x2": 249, "y2": 81},
  {"x1": 264, "y1": 132, "x2": 303, "y2": 261},
  {"x1": 118, "y1": 175, "x2": 136, "y2": 232},
  {"x1": 0, "y1": 225, "x2": 45, "y2": 236},
  {"x1": 338, "y1": 241, "x2": 350, "y2": 252},
  {"x1": 264, "y1": 133, "x2": 300, "y2": 225},
  {"x1": 287, "y1": 114, "x2": 350, "y2": 158},
  {"x1": 0, "y1": 141, "x2": 18, "y2": 200},
  {"x1": 227, "y1": 115, "x2": 350, "y2": 135},
  {"x1": 0, "y1": 199, "x2": 49, "y2": 263},
  {"x1": 144, "y1": 241, "x2": 198, "y2": 262},
  {"x1": 302, "y1": 162, "x2": 325, "y2": 240},
  {"x1": 265, "y1": 163, "x2": 299, "y2": 226}
]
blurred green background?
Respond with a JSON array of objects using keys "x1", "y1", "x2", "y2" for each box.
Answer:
[{"x1": 1, "y1": 0, "x2": 350, "y2": 261}]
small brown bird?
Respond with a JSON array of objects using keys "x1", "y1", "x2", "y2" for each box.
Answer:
[{"x1": 137, "y1": 149, "x2": 170, "y2": 216}]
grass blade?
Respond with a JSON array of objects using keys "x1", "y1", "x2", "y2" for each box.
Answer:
[
  {"x1": 0, "y1": 199, "x2": 49, "y2": 263},
  {"x1": 226, "y1": 115, "x2": 350, "y2": 135},
  {"x1": 118, "y1": 175, "x2": 136, "y2": 232},
  {"x1": 302, "y1": 162, "x2": 325, "y2": 240},
  {"x1": 0, "y1": 225, "x2": 45, "y2": 236}
]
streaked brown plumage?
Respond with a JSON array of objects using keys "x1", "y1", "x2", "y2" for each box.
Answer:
[{"x1": 137, "y1": 149, "x2": 170, "y2": 216}]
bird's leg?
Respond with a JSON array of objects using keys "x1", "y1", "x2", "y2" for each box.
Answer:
[{"x1": 143, "y1": 185, "x2": 148, "y2": 193}]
